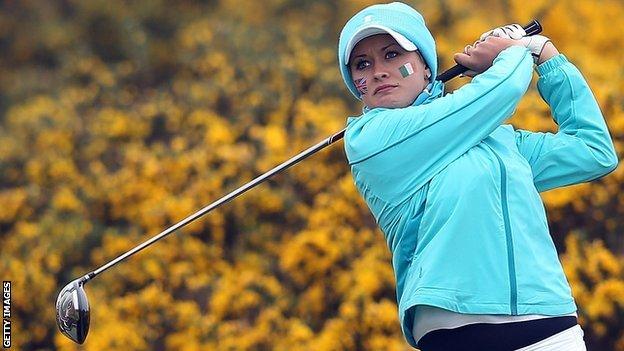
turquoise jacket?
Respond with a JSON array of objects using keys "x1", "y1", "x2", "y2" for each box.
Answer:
[{"x1": 344, "y1": 46, "x2": 618, "y2": 347}]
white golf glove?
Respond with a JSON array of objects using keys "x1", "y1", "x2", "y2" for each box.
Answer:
[
  {"x1": 480, "y1": 24, "x2": 526, "y2": 40},
  {"x1": 519, "y1": 35, "x2": 551, "y2": 64},
  {"x1": 480, "y1": 24, "x2": 550, "y2": 63}
]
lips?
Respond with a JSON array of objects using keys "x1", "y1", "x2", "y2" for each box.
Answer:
[{"x1": 374, "y1": 84, "x2": 398, "y2": 95}]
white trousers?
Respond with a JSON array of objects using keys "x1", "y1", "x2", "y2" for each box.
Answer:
[{"x1": 515, "y1": 325, "x2": 586, "y2": 351}]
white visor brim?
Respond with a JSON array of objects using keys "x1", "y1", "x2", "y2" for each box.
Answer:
[{"x1": 345, "y1": 25, "x2": 417, "y2": 65}]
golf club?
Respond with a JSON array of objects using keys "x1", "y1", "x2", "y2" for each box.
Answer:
[{"x1": 56, "y1": 20, "x2": 542, "y2": 344}]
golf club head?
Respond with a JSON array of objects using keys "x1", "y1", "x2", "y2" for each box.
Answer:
[{"x1": 55, "y1": 278, "x2": 90, "y2": 344}]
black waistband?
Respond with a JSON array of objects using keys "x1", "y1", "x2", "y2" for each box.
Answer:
[{"x1": 418, "y1": 316, "x2": 578, "y2": 351}]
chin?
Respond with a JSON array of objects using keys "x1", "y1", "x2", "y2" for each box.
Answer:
[
  {"x1": 372, "y1": 99, "x2": 410, "y2": 109},
  {"x1": 368, "y1": 93, "x2": 416, "y2": 109}
]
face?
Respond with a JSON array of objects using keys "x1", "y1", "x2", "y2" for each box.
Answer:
[{"x1": 349, "y1": 34, "x2": 430, "y2": 109}]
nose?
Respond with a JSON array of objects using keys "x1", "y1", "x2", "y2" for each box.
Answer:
[
  {"x1": 373, "y1": 70, "x2": 389, "y2": 80},
  {"x1": 372, "y1": 62, "x2": 390, "y2": 80}
]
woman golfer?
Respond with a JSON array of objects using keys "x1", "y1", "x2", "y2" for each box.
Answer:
[{"x1": 338, "y1": 2, "x2": 617, "y2": 350}]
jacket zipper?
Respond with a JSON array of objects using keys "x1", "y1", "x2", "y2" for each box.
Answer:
[{"x1": 487, "y1": 144, "x2": 518, "y2": 315}]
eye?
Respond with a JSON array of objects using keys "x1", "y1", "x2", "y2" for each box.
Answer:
[
  {"x1": 385, "y1": 51, "x2": 399, "y2": 59},
  {"x1": 355, "y1": 59, "x2": 370, "y2": 70}
]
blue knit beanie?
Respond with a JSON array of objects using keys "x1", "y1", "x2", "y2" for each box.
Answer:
[{"x1": 338, "y1": 2, "x2": 437, "y2": 100}]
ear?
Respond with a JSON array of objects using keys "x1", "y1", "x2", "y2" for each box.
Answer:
[{"x1": 424, "y1": 67, "x2": 432, "y2": 80}]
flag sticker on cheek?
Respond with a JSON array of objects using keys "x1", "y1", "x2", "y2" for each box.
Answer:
[
  {"x1": 354, "y1": 78, "x2": 368, "y2": 95},
  {"x1": 399, "y1": 63, "x2": 414, "y2": 78}
]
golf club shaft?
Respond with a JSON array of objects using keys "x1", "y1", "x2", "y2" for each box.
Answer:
[
  {"x1": 83, "y1": 131, "x2": 345, "y2": 282},
  {"x1": 81, "y1": 19, "x2": 542, "y2": 284}
]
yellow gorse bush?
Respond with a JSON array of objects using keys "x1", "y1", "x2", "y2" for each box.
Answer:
[
  {"x1": 562, "y1": 234, "x2": 624, "y2": 348},
  {"x1": 0, "y1": 0, "x2": 623, "y2": 350}
]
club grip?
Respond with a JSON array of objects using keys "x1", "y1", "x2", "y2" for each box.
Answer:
[{"x1": 436, "y1": 20, "x2": 542, "y2": 83}]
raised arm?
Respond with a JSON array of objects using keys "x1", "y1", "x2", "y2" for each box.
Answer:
[
  {"x1": 345, "y1": 41, "x2": 534, "y2": 203},
  {"x1": 515, "y1": 52, "x2": 618, "y2": 192}
]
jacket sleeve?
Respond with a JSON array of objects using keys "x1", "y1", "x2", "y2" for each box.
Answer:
[
  {"x1": 345, "y1": 45, "x2": 534, "y2": 203},
  {"x1": 514, "y1": 55, "x2": 618, "y2": 193}
]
